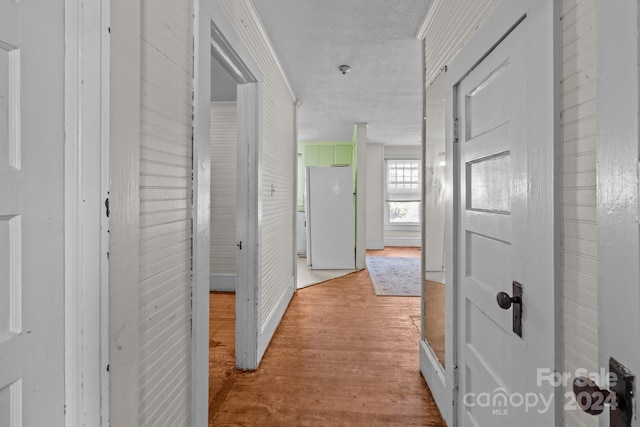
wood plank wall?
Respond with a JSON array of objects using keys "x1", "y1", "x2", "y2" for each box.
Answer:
[
  {"x1": 210, "y1": 102, "x2": 237, "y2": 284},
  {"x1": 421, "y1": 0, "x2": 501, "y2": 87},
  {"x1": 138, "y1": 0, "x2": 194, "y2": 425},
  {"x1": 560, "y1": 1, "x2": 598, "y2": 426}
]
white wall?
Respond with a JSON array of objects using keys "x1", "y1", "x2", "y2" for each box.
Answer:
[
  {"x1": 383, "y1": 145, "x2": 422, "y2": 247},
  {"x1": 366, "y1": 144, "x2": 384, "y2": 249},
  {"x1": 210, "y1": 102, "x2": 237, "y2": 291},
  {"x1": 560, "y1": 1, "x2": 598, "y2": 426},
  {"x1": 138, "y1": 0, "x2": 194, "y2": 424},
  {"x1": 424, "y1": 72, "x2": 446, "y2": 276}
]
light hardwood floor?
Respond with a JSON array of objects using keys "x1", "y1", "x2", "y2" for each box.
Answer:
[{"x1": 209, "y1": 247, "x2": 446, "y2": 426}]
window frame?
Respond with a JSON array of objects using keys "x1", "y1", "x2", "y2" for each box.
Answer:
[{"x1": 384, "y1": 158, "x2": 422, "y2": 228}]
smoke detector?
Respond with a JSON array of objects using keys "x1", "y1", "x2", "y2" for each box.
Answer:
[{"x1": 338, "y1": 65, "x2": 351, "y2": 75}]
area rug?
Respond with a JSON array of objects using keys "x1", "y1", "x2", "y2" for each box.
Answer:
[{"x1": 365, "y1": 256, "x2": 421, "y2": 296}]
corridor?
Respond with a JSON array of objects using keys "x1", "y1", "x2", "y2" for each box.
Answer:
[{"x1": 209, "y1": 248, "x2": 445, "y2": 426}]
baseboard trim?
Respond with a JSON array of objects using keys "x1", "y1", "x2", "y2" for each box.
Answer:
[
  {"x1": 384, "y1": 238, "x2": 421, "y2": 247},
  {"x1": 366, "y1": 240, "x2": 385, "y2": 250},
  {"x1": 209, "y1": 273, "x2": 236, "y2": 292},
  {"x1": 257, "y1": 276, "x2": 295, "y2": 363},
  {"x1": 425, "y1": 271, "x2": 445, "y2": 284}
]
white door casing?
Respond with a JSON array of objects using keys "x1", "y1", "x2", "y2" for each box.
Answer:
[
  {"x1": 192, "y1": 3, "x2": 211, "y2": 423},
  {"x1": 194, "y1": 8, "x2": 259, "y2": 424},
  {"x1": 443, "y1": 0, "x2": 559, "y2": 425},
  {"x1": 108, "y1": 0, "x2": 141, "y2": 424},
  {"x1": 64, "y1": 0, "x2": 110, "y2": 425},
  {"x1": 194, "y1": 11, "x2": 264, "y2": 424},
  {"x1": 0, "y1": 1, "x2": 66, "y2": 425}
]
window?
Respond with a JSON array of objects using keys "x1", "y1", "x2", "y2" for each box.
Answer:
[{"x1": 385, "y1": 159, "x2": 421, "y2": 225}]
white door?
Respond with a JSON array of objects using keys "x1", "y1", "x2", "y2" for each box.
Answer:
[
  {"x1": 597, "y1": 2, "x2": 640, "y2": 426},
  {"x1": 0, "y1": 1, "x2": 65, "y2": 426},
  {"x1": 453, "y1": 9, "x2": 557, "y2": 425}
]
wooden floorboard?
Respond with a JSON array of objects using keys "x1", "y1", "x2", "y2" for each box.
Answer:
[
  {"x1": 424, "y1": 280, "x2": 445, "y2": 365},
  {"x1": 209, "y1": 247, "x2": 446, "y2": 426}
]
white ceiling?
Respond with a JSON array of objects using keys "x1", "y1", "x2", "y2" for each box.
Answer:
[{"x1": 252, "y1": 0, "x2": 431, "y2": 145}]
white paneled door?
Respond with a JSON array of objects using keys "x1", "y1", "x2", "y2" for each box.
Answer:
[
  {"x1": 0, "y1": 0, "x2": 65, "y2": 426},
  {"x1": 453, "y1": 6, "x2": 557, "y2": 425},
  {"x1": 597, "y1": 2, "x2": 640, "y2": 426}
]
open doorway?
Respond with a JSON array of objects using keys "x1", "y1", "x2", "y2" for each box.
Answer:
[
  {"x1": 200, "y1": 17, "x2": 261, "y2": 420},
  {"x1": 364, "y1": 150, "x2": 423, "y2": 299},
  {"x1": 209, "y1": 56, "x2": 239, "y2": 292},
  {"x1": 194, "y1": 5, "x2": 299, "y2": 422}
]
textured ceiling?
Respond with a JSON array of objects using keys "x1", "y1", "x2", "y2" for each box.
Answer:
[{"x1": 252, "y1": 0, "x2": 431, "y2": 145}]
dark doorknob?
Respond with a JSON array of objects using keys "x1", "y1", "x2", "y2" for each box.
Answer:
[
  {"x1": 573, "y1": 360, "x2": 636, "y2": 426},
  {"x1": 496, "y1": 282, "x2": 523, "y2": 338},
  {"x1": 572, "y1": 376, "x2": 614, "y2": 416},
  {"x1": 496, "y1": 292, "x2": 521, "y2": 310}
]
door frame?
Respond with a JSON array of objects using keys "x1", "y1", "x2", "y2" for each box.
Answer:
[
  {"x1": 425, "y1": 0, "x2": 561, "y2": 424},
  {"x1": 64, "y1": 0, "x2": 110, "y2": 425},
  {"x1": 597, "y1": 2, "x2": 640, "y2": 426},
  {"x1": 193, "y1": 2, "x2": 264, "y2": 425}
]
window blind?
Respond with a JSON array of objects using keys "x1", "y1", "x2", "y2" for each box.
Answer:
[{"x1": 386, "y1": 159, "x2": 421, "y2": 202}]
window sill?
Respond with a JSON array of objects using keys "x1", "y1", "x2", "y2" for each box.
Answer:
[{"x1": 384, "y1": 223, "x2": 421, "y2": 232}]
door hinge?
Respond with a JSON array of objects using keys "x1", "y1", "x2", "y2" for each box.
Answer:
[
  {"x1": 104, "y1": 198, "x2": 110, "y2": 218},
  {"x1": 453, "y1": 118, "x2": 460, "y2": 143},
  {"x1": 453, "y1": 365, "x2": 459, "y2": 390},
  {"x1": 237, "y1": 241, "x2": 242, "y2": 250}
]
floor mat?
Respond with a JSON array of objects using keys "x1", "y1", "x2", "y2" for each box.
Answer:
[
  {"x1": 296, "y1": 256, "x2": 356, "y2": 289},
  {"x1": 365, "y1": 256, "x2": 421, "y2": 296}
]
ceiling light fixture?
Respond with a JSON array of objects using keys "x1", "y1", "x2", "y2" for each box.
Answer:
[{"x1": 338, "y1": 65, "x2": 351, "y2": 75}]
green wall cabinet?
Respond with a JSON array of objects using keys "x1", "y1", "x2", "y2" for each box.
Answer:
[
  {"x1": 335, "y1": 145, "x2": 353, "y2": 166},
  {"x1": 298, "y1": 142, "x2": 355, "y2": 211}
]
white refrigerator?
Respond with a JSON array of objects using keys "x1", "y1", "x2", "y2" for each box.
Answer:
[{"x1": 305, "y1": 166, "x2": 355, "y2": 269}]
